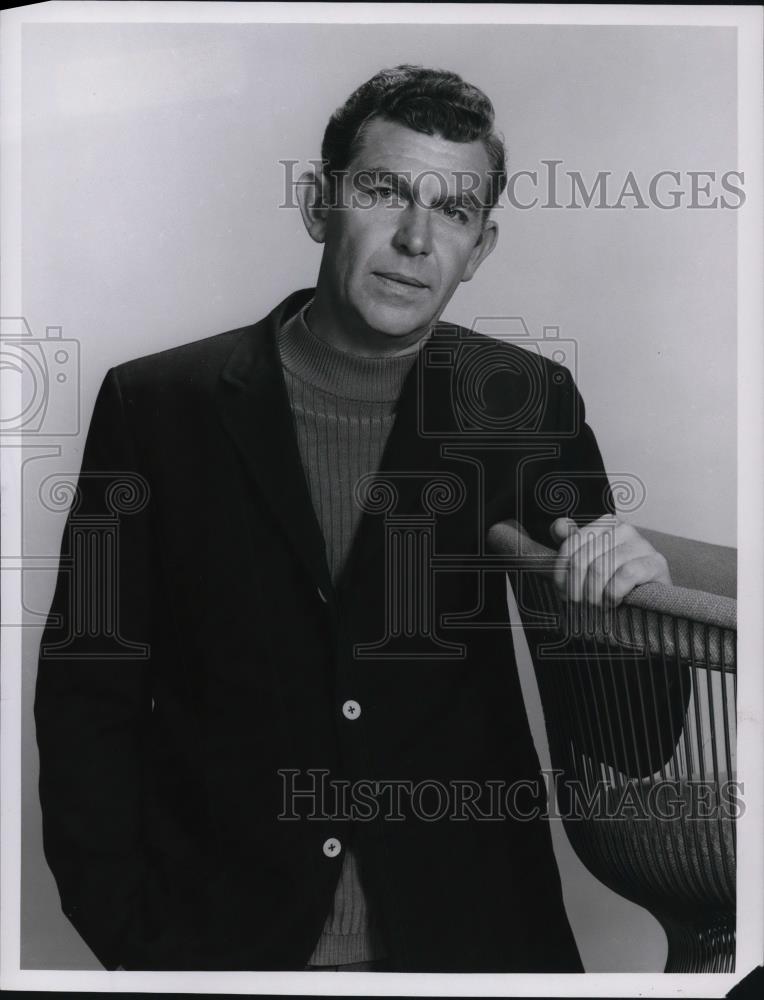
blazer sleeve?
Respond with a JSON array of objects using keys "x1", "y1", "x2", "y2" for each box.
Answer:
[
  {"x1": 515, "y1": 365, "x2": 616, "y2": 547},
  {"x1": 34, "y1": 367, "x2": 154, "y2": 970}
]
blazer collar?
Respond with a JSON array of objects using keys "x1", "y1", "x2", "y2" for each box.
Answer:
[{"x1": 215, "y1": 288, "x2": 457, "y2": 604}]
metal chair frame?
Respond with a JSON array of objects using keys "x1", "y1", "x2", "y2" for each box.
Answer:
[{"x1": 488, "y1": 521, "x2": 737, "y2": 973}]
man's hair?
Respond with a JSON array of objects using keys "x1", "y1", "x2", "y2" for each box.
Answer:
[{"x1": 321, "y1": 65, "x2": 508, "y2": 211}]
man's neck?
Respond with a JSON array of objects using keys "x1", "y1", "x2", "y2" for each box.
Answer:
[{"x1": 306, "y1": 290, "x2": 431, "y2": 359}]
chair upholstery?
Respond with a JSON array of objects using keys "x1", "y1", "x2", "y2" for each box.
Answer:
[
  {"x1": 487, "y1": 520, "x2": 737, "y2": 973},
  {"x1": 635, "y1": 526, "x2": 736, "y2": 600}
]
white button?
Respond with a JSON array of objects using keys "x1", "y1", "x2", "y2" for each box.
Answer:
[
  {"x1": 322, "y1": 837, "x2": 342, "y2": 858},
  {"x1": 342, "y1": 699, "x2": 361, "y2": 720},
  {"x1": 317, "y1": 587, "x2": 328, "y2": 604}
]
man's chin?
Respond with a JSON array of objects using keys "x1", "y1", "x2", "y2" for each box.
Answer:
[{"x1": 358, "y1": 301, "x2": 436, "y2": 342}]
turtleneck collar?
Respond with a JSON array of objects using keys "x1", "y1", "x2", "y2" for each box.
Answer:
[{"x1": 277, "y1": 299, "x2": 430, "y2": 403}]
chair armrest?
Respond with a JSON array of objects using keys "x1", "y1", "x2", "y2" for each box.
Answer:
[{"x1": 487, "y1": 519, "x2": 736, "y2": 668}]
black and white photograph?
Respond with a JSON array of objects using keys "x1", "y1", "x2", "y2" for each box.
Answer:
[{"x1": 1, "y1": 2, "x2": 762, "y2": 996}]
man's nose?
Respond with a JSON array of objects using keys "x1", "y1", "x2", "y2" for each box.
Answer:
[{"x1": 392, "y1": 204, "x2": 432, "y2": 256}]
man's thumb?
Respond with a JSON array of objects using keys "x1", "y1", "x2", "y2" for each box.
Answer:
[{"x1": 550, "y1": 516, "x2": 577, "y2": 542}]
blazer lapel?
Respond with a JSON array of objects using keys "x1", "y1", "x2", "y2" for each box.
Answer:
[{"x1": 215, "y1": 290, "x2": 335, "y2": 605}]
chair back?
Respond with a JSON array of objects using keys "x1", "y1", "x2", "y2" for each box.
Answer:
[{"x1": 487, "y1": 521, "x2": 737, "y2": 973}]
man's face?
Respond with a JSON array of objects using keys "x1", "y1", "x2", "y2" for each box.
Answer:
[{"x1": 315, "y1": 118, "x2": 498, "y2": 346}]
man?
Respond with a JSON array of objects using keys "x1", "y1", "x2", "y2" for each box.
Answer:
[{"x1": 35, "y1": 65, "x2": 679, "y2": 973}]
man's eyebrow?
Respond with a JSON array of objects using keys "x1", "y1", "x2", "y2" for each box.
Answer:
[
  {"x1": 351, "y1": 167, "x2": 485, "y2": 212},
  {"x1": 438, "y1": 192, "x2": 483, "y2": 214},
  {"x1": 354, "y1": 167, "x2": 412, "y2": 188}
]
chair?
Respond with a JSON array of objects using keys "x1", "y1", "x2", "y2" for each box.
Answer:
[{"x1": 487, "y1": 520, "x2": 737, "y2": 973}]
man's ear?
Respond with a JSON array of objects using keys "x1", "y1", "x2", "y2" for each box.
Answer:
[
  {"x1": 461, "y1": 219, "x2": 499, "y2": 283},
  {"x1": 296, "y1": 169, "x2": 330, "y2": 244}
]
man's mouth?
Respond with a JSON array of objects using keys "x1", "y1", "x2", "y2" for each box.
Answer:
[{"x1": 373, "y1": 271, "x2": 428, "y2": 289}]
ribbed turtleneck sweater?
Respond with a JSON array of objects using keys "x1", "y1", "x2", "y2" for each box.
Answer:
[{"x1": 277, "y1": 300, "x2": 425, "y2": 966}]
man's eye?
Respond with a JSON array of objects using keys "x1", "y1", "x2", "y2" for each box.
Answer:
[
  {"x1": 443, "y1": 205, "x2": 468, "y2": 223},
  {"x1": 375, "y1": 186, "x2": 395, "y2": 199}
]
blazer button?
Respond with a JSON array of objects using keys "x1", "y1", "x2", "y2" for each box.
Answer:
[
  {"x1": 317, "y1": 586, "x2": 328, "y2": 604},
  {"x1": 342, "y1": 700, "x2": 361, "y2": 720},
  {"x1": 322, "y1": 837, "x2": 342, "y2": 858}
]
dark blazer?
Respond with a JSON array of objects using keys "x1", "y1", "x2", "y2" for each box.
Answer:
[{"x1": 35, "y1": 288, "x2": 686, "y2": 972}]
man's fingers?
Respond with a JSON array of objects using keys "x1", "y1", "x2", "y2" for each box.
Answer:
[
  {"x1": 551, "y1": 515, "x2": 672, "y2": 605},
  {"x1": 552, "y1": 518, "x2": 604, "y2": 593},
  {"x1": 566, "y1": 530, "x2": 619, "y2": 602},
  {"x1": 553, "y1": 515, "x2": 621, "y2": 559},
  {"x1": 601, "y1": 553, "x2": 671, "y2": 606},
  {"x1": 553, "y1": 518, "x2": 621, "y2": 598},
  {"x1": 581, "y1": 542, "x2": 627, "y2": 606},
  {"x1": 551, "y1": 518, "x2": 578, "y2": 591}
]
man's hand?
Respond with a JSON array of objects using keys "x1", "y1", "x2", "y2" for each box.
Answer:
[{"x1": 550, "y1": 515, "x2": 672, "y2": 607}]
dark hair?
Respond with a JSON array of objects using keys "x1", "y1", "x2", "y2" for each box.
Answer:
[{"x1": 321, "y1": 65, "x2": 508, "y2": 211}]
